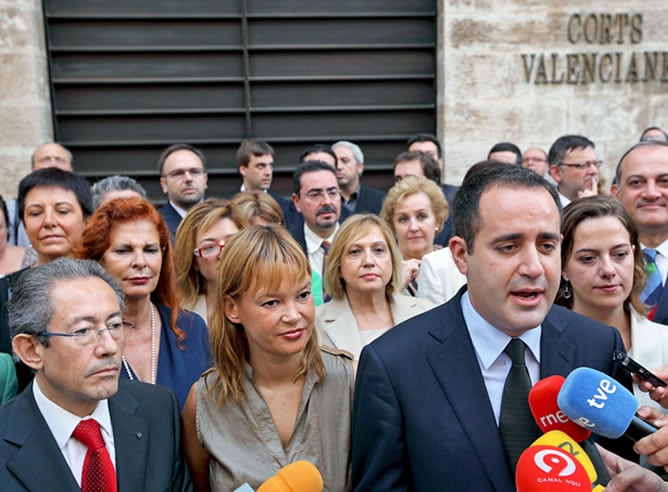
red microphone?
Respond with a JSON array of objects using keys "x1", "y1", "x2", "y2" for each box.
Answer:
[
  {"x1": 528, "y1": 375, "x2": 609, "y2": 488},
  {"x1": 516, "y1": 444, "x2": 590, "y2": 491},
  {"x1": 528, "y1": 375, "x2": 591, "y2": 441}
]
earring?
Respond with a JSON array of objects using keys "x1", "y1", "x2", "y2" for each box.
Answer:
[{"x1": 562, "y1": 282, "x2": 571, "y2": 300}]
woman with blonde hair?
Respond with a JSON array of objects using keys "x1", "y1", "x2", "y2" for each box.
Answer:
[
  {"x1": 380, "y1": 175, "x2": 448, "y2": 295},
  {"x1": 230, "y1": 190, "x2": 285, "y2": 226},
  {"x1": 316, "y1": 214, "x2": 432, "y2": 359},
  {"x1": 182, "y1": 224, "x2": 354, "y2": 491},
  {"x1": 175, "y1": 198, "x2": 248, "y2": 324}
]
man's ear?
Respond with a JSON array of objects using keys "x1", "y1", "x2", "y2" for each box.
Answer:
[
  {"x1": 548, "y1": 165, "x2": 561, "y2": 184},
  {"x1": 449, "y1": 236, "x2": 469, "y2": 276},
  {"x1": 159, "y1": 177, "x2": 168, "y2": 194},
  {"x1": 292, "y1": 193, "x2": 302, "y2": 213},
  {"x1": 12, "y1": 334, "x2": 44, "y2": 371}
]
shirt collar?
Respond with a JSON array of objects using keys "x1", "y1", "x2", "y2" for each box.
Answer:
[
  {"x1": 168, "y1": 200, "x2": 188, "y2": 218},
  {"x1": 33, "y1": 378, "x2": 113, "y2": 450},
  {"x1": 461, "y1": 291, "x2": 541, "y2": 371},
  {"x1": 304, "y1": 223, "x2": 338, "y2": 255}
]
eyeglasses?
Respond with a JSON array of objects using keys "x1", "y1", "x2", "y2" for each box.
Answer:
[
  {"x1": 34, "y1": 321, "x2": 125, "y2": 347},
  {"x1": 521, "y1": 157, "x2": 547, "y2": 164},
  {"x1": 163, "y1": 167, "x2": 206, "y2": 179},
  {"x1": 193, "y1": 241, "x2": 225, "y2": 258},
  {"x1": 303, "y1": 188, "x2": 340, "y2": 201},
  {"x1": 558, "y1": 160, "x2": 602, "y2": 170}
]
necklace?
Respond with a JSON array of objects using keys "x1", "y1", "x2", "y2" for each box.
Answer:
[{"x1": 122, "y1": 303, "x2": 157, "y2": 384}]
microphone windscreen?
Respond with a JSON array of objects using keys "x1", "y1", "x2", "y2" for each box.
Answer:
[
  {"x1": 257, "y1": 460, "x2": 323, "y2": 492},
  {"x1": 532, "y1": 430, "x2": 596, "y2": 484},
  {"x1": 557, "y1": 367, "x2": 637, "y2": 439},
  {"x1": 528, "y1": 375, "x2": 591, "y2": 442},
  {"x1": 516, "y1": 444, "x2": 591, "y2": 491}
]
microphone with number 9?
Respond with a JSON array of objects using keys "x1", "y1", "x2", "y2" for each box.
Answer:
[{"x1": 516, "y1": 443, "x2": 590, "y2": 491}]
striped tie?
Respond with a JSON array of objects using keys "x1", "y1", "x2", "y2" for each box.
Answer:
[{"x1": 642, "y1": 248, "x2": 664, "y2": 319}]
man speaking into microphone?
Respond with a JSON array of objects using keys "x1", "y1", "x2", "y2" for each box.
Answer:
[{"x1": 352, "y1": 164, "x2": 632, "y2": 491}]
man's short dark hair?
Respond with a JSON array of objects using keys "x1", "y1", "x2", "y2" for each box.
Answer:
[
  {"x1": 453, "y1": 163, "x2": 561, "y2": 252},
  {"x1": 8, "y1": 258, "x2": 124, "y2": 346},
  {"x1": 157, "y1": 143, "x2": 206, "y2": 175},
  {"x1": 236, "y1": 139, "x2": 275, "y2": 169},
  {"x1": 393, "y1": 151, "x2": 441, "y2": 184},
  {"x1": 299, "y1": 144, "x2": 337, "y2": 164},
  {"x1": 488, "y1": 142, "x2": 522, "y2": 165},
  {"x1": 18, "y1": 168, "x2": 93, "y2": 222},
  {"x1": 293, "y1": 161, "x2": 337, "y2": 196},
  {"x1": 407, "y1": 134, "x2": 442, "y2": 159},
  {"x1": 547, "y1": 135, "x2": 595, "y2": 167}
]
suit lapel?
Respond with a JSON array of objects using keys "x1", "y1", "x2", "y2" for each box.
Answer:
[
  {"x1": 321, "y1": 298, "x2": 364, "y2": 358},
  {"x1": 425, "y1": 303, "x2": 514, "y2": 490},
  {"x1": 109, "y1": 388, "x2": 149, "y2": 492},
  {"x1": 539, "y1": 311, "x2": 577, "y2": 378},
  {"x1": 4, "y1": 388, "x2": 80, "y2": 491}
]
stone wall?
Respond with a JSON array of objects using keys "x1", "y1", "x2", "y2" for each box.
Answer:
[
  {"x1": 439, "y1": 0, "x2": 668, "y2": 188},
  {"x1": 1, "y1": 1, "x2": 666, "y2": 197},
  {"x1": 0, "y1": 0, "x2": 52, "y2": 198}
]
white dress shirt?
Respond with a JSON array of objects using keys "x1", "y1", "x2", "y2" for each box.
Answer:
[
  {"x1": 33, "y1": 379, "x2": 116, "y2": 486},
  {"x1": 461, "y1": 291, "x2": 541, "y2": 425}
]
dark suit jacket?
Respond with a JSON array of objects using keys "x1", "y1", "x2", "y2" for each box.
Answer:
[
  {"x1": 435, "y1": 183, "x2": 458, "y2": 246},
  {"x1": 349, "y1": 184, "x2": 386, "y2": 215},
  {"x1": 351, "y1": 287, "x2": 628, "y2": 492},
  {"x1": 158, "y1": 202, "x2": 183, "y2": 243},
  {"x1": 287, "y1": 207, "x2": 353, "y2": 254},
  {"x1": 651, "y1": 284, "x2": 668, "y2": 326},
  {"x1": 0, "y1": 380, "x2": 192, "y2": 491}
]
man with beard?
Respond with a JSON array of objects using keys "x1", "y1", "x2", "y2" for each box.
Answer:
[
  {"x1": 157, "y1": 143, "x2": 208, "y2": 241},
  {"x1": 290, "y1": 161, "x2": 347, "y2": 305}
]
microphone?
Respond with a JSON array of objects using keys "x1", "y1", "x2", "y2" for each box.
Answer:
[
  {"x1": 233, "y1": 461, "x2": 323, "y2": 492},
  {"x1": 532, "y1": 431, "x2": 605, "y2": 492},
  {"x1": 516, "y1": 443, "x2": 590, "y2": 491},
  {"x1": 529, "y1": 375, "x2": 591, "y2": 442},
  {"x1": 528, "y1": 375, "x2": 609, "y2": 487},
  {"x1": 557, "y1": 367, "x2": 658, "y2": 441}
]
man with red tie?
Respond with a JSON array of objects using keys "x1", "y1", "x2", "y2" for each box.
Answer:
[{"x1": 0, "y1": 258, "x2": 191, "y2": 491}]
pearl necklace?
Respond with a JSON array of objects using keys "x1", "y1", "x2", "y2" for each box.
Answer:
[{"x1": 122, "y1": 303, "x2": 157, "y2": 384}]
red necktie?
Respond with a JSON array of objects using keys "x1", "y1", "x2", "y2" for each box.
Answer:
[{"x1": 72, "y1": 419, "x2": 117, "y2": 492}]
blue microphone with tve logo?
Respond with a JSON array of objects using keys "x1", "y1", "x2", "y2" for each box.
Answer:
[{"x1": 557, "y1": 367, "x2": 658, "y2": 441}]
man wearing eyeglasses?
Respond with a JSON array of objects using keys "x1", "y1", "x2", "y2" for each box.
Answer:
[
  {"x1": 521, "y1": 147, "x2": 550, "y2": 178},
  {"x1": 547, "y1": 135, "x2": 600, "y2": 207},
  {"x1": 290, "y1": 161, "x2": 348, "y2": 305},
  {"x1": 158, "y1": 143, "x2": 208, "y2": 241},
  {"x1": 0, "y1": 258, "x2": 191, "y2": 491}
]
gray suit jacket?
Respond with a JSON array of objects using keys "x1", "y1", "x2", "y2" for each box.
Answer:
[
  {"x1": 316, "y1": 293, "x2": 434, "y2": 359},
  {"x1": 0, "y1": 380, "x2": 191, "y2": 491}
]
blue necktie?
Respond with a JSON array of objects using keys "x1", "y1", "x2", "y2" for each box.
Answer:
[{"x1": 642, "y1": 249, "x2": 664, "y2": 314}]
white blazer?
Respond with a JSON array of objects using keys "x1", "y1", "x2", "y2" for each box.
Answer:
[
  {"x1": 315, "y1": 293, "x2": 434, "y2": 360},
  {"x1": 417, "y1": 247, "x2": 467, "y2": 305}
]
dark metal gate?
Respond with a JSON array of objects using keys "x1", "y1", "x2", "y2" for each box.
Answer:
[{"x1": 44, "y1": 0, "x2": 436, "y2": 198}]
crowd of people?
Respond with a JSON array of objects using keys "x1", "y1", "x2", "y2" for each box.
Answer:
[{"x1": 0, "y1": 128, "x2": 667, "y2": 490}]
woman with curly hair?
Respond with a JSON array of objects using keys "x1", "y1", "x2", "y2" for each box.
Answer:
[{"x1": 75, "y1": 196, "x2": 211, "y2": 410}]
